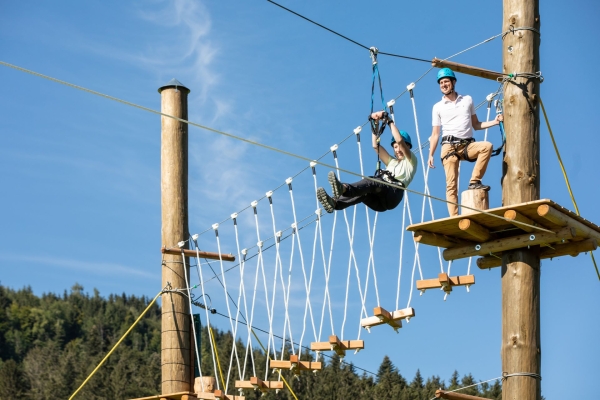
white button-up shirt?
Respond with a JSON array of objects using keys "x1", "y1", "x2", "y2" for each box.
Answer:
[{"x1": 432, "y1": 94, "x2": 475, "y2": 139}]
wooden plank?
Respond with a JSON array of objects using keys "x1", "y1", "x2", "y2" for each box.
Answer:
[
  {"x1": 435, "y1": 389, "x2": 490, "y2": 400},
  {"x1": 443, "y1": 226, "x2": 576, "y2": 261},
  {"x1": 414, "y1": 230, "x2": 474, "y2": 248},
  {"x1": 162, "y1": 247, "x2": 236, "y2": 262},
  {"x1": 458, "y1": 219, "x2": 492, "y2": 242},
  {"x1": 537, "y1": 204, "x2": 600, "y2": 241},
  {"x1": 476, "y1": 238, "x2": 598, "y2": 269},
  {"x1": 416, "y1": 275, "x2": 475, "y2": 291},
  {"x1": 432, "y1": 58, "x2": 503, "y2": 81},
  {"x1": 504, "y1": 209, "x2": 539, "y2": 233}
]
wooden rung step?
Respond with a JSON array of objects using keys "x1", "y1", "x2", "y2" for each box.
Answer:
[
  {"x1": 360, "y1": 307, "x2": 415, "y2": 331},
  {"x1": 310, "y1": 335, "x2": 364, "y2": 357},
  {"x1": 269, "y1": 355, "x2": 322, "y2": 373},
  {"x1": 235, "y1": 377, "x2": 283, "y2": 392},
  {"x1": 416, "y1": 273, "x2": 475, "y2": 293}
]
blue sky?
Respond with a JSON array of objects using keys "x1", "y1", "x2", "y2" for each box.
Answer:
[{"x1": 1, "y1": 1, "x2": 599, "y2": 398}]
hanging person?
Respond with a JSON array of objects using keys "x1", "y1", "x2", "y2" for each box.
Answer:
[
  {"x1": 427, "y1": 68, "x2": 503, "y2": 217},
  {"x1": 317, "y1": 111, "x2": 418, "y2": 213}
]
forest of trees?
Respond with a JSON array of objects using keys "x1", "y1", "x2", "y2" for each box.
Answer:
[{"x1": 0, "y1": 284, "x2": 502, "y2": 399}]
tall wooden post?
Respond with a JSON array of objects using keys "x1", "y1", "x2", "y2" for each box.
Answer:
[
  {"x1": 501, "y1": 1, "x2": 541, "y2": 399},
  {"x1": 159, "y1": 79, "x2": 192, "y2": 394}
]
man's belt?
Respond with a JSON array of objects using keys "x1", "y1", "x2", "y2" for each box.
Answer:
[{"x1": 441, "y1": 135, "x2": 474, "y2": 144}]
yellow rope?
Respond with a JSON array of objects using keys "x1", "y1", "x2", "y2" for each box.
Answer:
[
  {"x1": 208, "y1": 326, "x2": 226, "y2": 391},
  {"x1": 249, "y1": 329, "x2": 299, "y2": 400},
  {"x1": 539, "y1": 97, "x2": 600, "y2": 280},
  {"x1": 68, "y1": 288, "x2": 164, "y2": 400}
]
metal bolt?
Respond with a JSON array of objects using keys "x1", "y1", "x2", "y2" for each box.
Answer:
[{"x1": 508, "y1": 45, "x2": 514, "y2": 53}]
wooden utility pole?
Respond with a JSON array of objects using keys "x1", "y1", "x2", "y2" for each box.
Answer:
[
  {"x1": 501, "y1": 0, "x2": 541, "y2": 398},
  {"x1": 159, "y1": 79, "x2": 192, "y2": 394}
]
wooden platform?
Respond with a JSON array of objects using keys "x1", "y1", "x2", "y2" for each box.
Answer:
[
  {"x1": 407, "y1": 199, "x2": 600, "y2": 268},
  {"x1": 310, "y1": 335, "x2": 364, "y2": 357}
]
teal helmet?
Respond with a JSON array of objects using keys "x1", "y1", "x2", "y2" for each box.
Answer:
[
  {"x1": 437, "y1": 68, "x2": 456, "y2": 83},
  {"x1": 391, "y1": 131, "x2": 412, "y2": 149}
]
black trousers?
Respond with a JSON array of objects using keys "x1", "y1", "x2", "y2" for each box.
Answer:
[{"x1": 334, "y1": 177, "x2": 404, "y2": 212}]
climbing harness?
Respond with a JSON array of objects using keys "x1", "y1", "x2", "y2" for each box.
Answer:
[
  {"x1": 440, "y1": 136, "x2": 477, "y2": 163},
  {"x1": 441, "y1": 97, "x2": 506, "y2": 163}
]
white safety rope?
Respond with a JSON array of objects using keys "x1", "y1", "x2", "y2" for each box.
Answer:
[
  {"x1": 406, "y1": 194, "x2": 425, "y2": 308},
  {"x1": 286, "y1": 177, "x2": 314, "y2": 358},
  {"x1": 298, "y1": 162, "x2": 320, "y2": 354},
  {"x1": 230, "y1": 214, "x2": 256, "y2": 380},
  {"x1": 212, "y1": 225, "x2": 242, "y2": 391},
  {"x1": 331, "y1": 144, "x2": 369, "y2": 340},
  {"x1": 408, "y1": 84, "x2": 446, "y2": 274},
  {"x1": 395, "y1": 192, "x2": 409, "y2": 311},
  {"x1": 257, "y1": 201, "x2": 280, "y2": 369},
  {"x1": 192, "y1": 243, "x2": 221, "y2": 391},
  {"x1": 179, "y1": 245, "x2": 204, "y2": 391}
]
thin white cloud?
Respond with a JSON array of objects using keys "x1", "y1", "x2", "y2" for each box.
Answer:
[{"x1": 0, "y1": 254, "x2": 158, "y2": 280}]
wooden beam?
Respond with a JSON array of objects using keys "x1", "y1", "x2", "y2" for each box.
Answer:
[
  {"x1": 504, "y1": 209, "x2": 538, "y2": 233},
  {"x1": 360, "y1": 307, "x2": 415, "y2": 329},
  {"x1": 435, "y1": 389, "x2": 490, "y2": 400},
  {"x1": 431, "y1": 58, "x2": 503, "y2": 81},
  {"x1": 443, "y1": 226, "x2": 576, "y2": 261},
  {"x1": 162, "y1": 247, "x2": 236, "y2": 262},
  {"x1": 414, "y1": 230, "x2": 474, "y2": 248},
  {"x1": 476, "y1": 238, "x2": 598, "y2": 269},
  {"x1": 458, "y1": 219, "x2": 492, "y2": 242},
  {"x1": 537, "y1": 204, "x2": 600, "y2": 241},
  {"x1": 416, "y1": 274, "x2": 475, "y2": 291}
]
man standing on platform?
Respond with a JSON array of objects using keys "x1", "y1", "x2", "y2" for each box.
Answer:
[{"x1": 428, "y1": 68, "x2": 503, "y2": 216}]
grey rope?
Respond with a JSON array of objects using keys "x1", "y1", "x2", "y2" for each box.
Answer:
[
  {"x1": 502, "y1": 25, "x2": 541, "y2": 39},
  {"x1": 503, "y1": 371, "x2": 542, "y2": 381}
]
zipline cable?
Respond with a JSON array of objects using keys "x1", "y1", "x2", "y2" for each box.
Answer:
[{"x1": 266, "y1": 0, "x2": 431, "y2": 63}]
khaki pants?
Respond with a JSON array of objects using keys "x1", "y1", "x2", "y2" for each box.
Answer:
[{"x1": 441, "y1": 141, "x2": 493, "y2": 216}]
